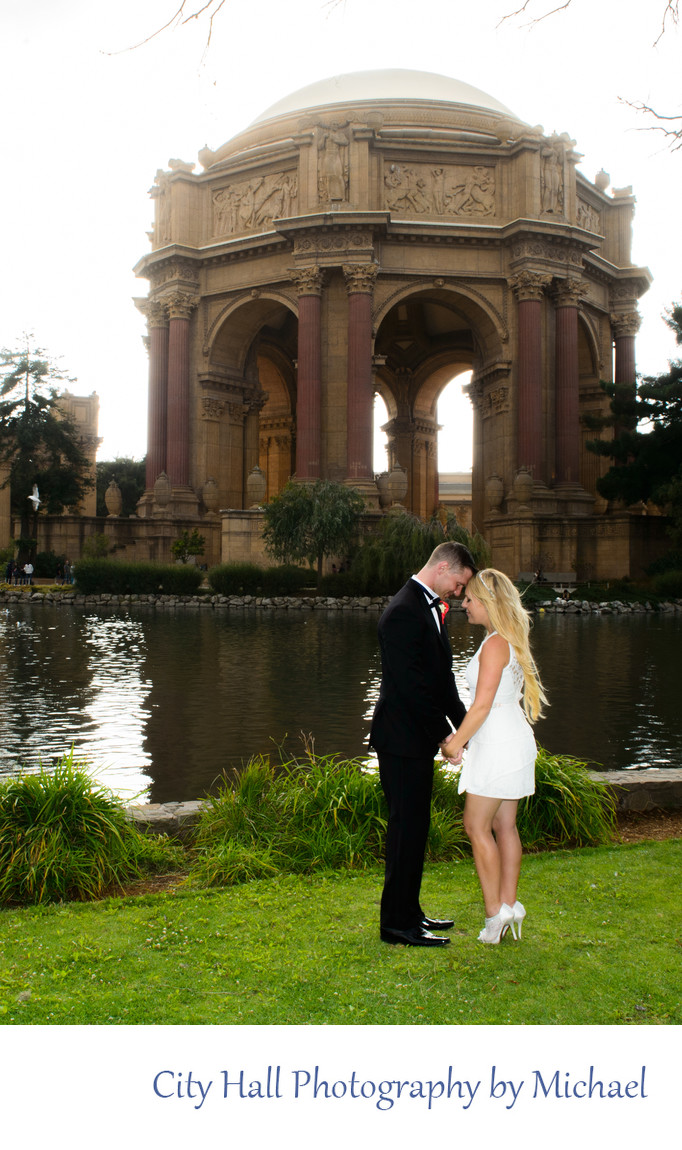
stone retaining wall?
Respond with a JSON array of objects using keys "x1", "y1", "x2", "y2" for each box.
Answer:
[
  {"x1": 2, "y1": 590, "x2": 681, "y2": 614},
  {"x1": 126, "y1": 769, "x2": 682, "y2": 838}
]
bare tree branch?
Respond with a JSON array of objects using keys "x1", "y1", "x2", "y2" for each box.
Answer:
[
  {"x1": 621, "y1": 98, "x2": 682, "y2": 150},
  {"x1": 102, "y1": 0, "x2": 228, "y2": 56}
]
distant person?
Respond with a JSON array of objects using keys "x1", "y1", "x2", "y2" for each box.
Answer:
[
  {"x1": 5, "y1": 559, "x2": 15, "y2": 584},
  {"x1": 442, "y1": 569, "x2": 547, "y2": 945},
  {"x1": 23, "y1": 562, "x2": 34, "y2": 586}
]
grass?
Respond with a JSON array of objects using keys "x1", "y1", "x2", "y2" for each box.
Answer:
[
  {"x1": 0, "y1": 838, "x2": 679, "y2": 1025},
  {"x1": 0, "y1": 752, "x2": 182, "y2": 905},
  {"x1": 186, "y1": 747, "x2": 615, "y2": 889}
]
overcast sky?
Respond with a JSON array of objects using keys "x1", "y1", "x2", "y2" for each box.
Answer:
[{"x1": 1, "y1": 0, "x2": 680, "y2": 468}]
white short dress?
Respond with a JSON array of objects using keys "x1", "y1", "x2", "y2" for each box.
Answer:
[{"x1": 457, "y1": 632, "x2": 537, "y2": 799}]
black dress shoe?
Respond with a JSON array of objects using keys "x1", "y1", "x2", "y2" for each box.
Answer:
[
  {"x1": 380, "y1": 925, "x2": 451, "y2": 947},
  {"x1": 422, "y1": 916, "x2": 454, "y2": 931}
]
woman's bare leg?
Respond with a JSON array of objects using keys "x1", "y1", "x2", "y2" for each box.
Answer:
[
  {"x1": 463, "y1": 794, "x2": 504, "y2": 916},
  {"x1": 492, "y1": 799, "x2": 522, "y2": 907}
]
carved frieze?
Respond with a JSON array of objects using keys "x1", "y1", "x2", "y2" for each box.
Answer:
[
  {"x1": 212, "y1": 171, "x2": 298, "y2": 237},
  {"x1": 510, "y1": 239, "x2": 584, "y2": 269},
  {"x1": 577, "y1": 199, "x2": 602, "y2": 234},
  {"x1": 384, "y1": 162, "x2": 496, "y2": 218}
]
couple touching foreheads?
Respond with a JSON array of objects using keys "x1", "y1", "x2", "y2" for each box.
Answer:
[{"x1": 369, "y1": 542, "x2": 546, "y2": 948}]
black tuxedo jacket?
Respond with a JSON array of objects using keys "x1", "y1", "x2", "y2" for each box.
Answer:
[{"x1": 369, "y1": 577, "x2": 466, "y2": 759}]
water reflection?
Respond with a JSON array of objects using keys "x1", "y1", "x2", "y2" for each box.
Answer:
[{"x1": 0, "y1": 604, "x2": 679, "y2": 803}]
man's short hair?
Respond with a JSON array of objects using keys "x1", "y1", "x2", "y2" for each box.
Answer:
[{"x1": 427, "y1": 541, "x2": 478, "y2": 574}]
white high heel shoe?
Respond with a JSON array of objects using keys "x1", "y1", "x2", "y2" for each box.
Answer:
[
  {"x1": 477, "y1": 903, "x2": 514, "y2": 944},
  {"x1": 510, "y1": 901, "x2": 526, "y2": 940}
]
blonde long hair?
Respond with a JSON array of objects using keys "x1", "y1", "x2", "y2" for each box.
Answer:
[{"x1": 467, "y1": 568, "x2": 547, "y2": 722}]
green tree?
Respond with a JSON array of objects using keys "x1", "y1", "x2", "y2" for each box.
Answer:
[
  {"x1": 96, "y1": 457, "x2": 147, "y2": 517},
  {"x1": 0, "y1": 339, "x2": 94, "y2": 554},
  {"x1": 170, "y1": 528, "x2": 206, "y2": 564},
  {"x1": 262, "y1": 479, "x2": 365, "y2": 587},
  {"x1": 586, "y1": 302, "x2": 682, "y2": 541}
]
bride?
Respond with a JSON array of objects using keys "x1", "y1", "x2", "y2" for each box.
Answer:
[{"x1": 440, "y1": 569, "x2": 547, "y2": 944}]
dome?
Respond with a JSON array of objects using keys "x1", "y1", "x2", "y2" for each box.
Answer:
[{"x1": 252, "y1": 69, "x2": 517, "y2": 125}]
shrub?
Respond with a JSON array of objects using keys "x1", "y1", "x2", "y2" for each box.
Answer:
[
  {"x1": 651, "y1": 569, "x2": 682, "y2": 598},
  {"x1": 0, "y1": 752, "x2": 180, "y2": 905},
  {"x1": 647, "y1": 549, "x2": 682, "y2": 576},
  {"x1": 34, "y1": 550, "x2": 66, "y2": 579},
  {"x1": 260, "y1": 564, "x2": 311, "y2": 596},
  {"x1": 207, "y1": 562, "x2": 265, "y2": 596},
  {"x1": 73, "y1": 558, "x2": 202, "y2": 596}
]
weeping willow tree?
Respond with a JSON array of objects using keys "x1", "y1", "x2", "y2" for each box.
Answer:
[{"x1": 349, "y1": 511, "x2": 490, "y2": 595}]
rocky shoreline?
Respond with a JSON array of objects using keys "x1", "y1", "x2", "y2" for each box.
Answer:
[{"x1": 2, "y1": 588, "x2": 681, "y2": 614}]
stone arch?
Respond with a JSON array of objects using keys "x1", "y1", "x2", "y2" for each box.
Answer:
[
  {"x1": 373, "y1": 285, "x2": 507, "y2": 518},
  {"x1": 198, "y1": 295, "x2": 298, "y2": 509}
]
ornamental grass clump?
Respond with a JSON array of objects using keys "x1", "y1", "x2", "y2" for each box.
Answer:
[
  {"x1": 187, "y1": 745, "x2": 617, "y2": 888},
  {"x1": 0, "y1": 752, "x2": 179, "y2": 905},
  {"x1": 188, "y1": 752, "x2": 388, "y2": 887},
  {"x1": 517, "y1": 746, "x2": 617, "y2": 849}
]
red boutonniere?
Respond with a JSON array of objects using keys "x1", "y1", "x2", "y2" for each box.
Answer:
[{"x1": 439, "y1": 601, "x2": 450, "y2": 620}]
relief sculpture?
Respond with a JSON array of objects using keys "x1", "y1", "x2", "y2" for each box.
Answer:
[
  {"x1": 384, "y1": 163, "x2": 496, "y2": 217},
  {"x1": 212, "y1": 171, "x2": 298, "y2": 236},
  {"x1": 316, "y1": 122, "x2": 350, "y2": 202}
]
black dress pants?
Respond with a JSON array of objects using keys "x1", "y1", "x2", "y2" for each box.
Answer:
[{"x1": 378, "y1": 752, "x2": 434, "y2": 930}]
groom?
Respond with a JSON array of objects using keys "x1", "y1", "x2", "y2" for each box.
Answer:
[{"x1": 369, "y1": 541, "x2": 476, "y2": 946}]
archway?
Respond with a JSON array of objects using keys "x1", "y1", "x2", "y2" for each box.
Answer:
[{"x1": 373, "y1": 287, "x2": 506, "y2": 519}]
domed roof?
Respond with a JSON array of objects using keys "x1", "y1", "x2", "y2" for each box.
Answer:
[{"x1": 252, "y1": 69, "x2": 517, "y2": 125}]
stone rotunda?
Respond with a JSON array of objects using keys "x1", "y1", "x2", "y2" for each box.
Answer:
[{"x1": 134, "y1": 68, "x2": 660, "y2": 579}]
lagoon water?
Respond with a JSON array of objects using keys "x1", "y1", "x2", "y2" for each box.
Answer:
[{"x1": 0, "y1": 602, "x2": 679, "y2": 803}]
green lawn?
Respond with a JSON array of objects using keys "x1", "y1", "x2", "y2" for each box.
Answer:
[{"x1": 0, "y1": 838, "x2": 679, "y2": 1026}]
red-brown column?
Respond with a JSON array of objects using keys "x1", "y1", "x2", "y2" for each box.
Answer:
[
  {"x1": 344, "y1": 264, "x2": 378, "y2": 482},
  {"x1": 555, "y1": 281, "x2": 582, "y2": 485},
  {"x1": 612, "y1": 310, "x2": 640, "y2": 386},
  {"x1": 511, "y1": 271, "x2": 550, "y2": 480},
  {"x1": 145, "y1": 301, "x2": 169, "y2": 489},
  {"x1": 293, "y1": 268, "x2": 323, "y2": 479},
  {"x1": 166, "y1": 293, "x2": 197, "y2": 487}
]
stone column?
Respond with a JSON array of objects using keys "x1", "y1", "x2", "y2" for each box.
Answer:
[
  {"x1": 343, "y1": 264, "x2": 378, "y2": 483},
  {"x1": 510, "y1": 272, "x2": 552, "y2": 482},
  {"x1": 141, "y1": 301, "x2": 169, "y2": 490},
  {"x1": 554, "y1": 279, "x2": 582, "y2": 485},
  {"x1": 292, "y1": 268, "x2": 324, "y2": 479},
  {"x1": 611, "y1": 310, "x2": 640, "y2": 387},
  {"x1": 166, "y1": 291, "x2": 198, "y2": 488}
]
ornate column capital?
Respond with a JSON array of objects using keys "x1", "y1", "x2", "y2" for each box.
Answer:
[
  {"x1": 136, "y1": 298, "x2": 169, "y2": 328},
  {"x1": 201, "y1": 398, "x2": 226, "y2": 421},
  {"x1": 290, "y1": 266, "x2": 325, "y2": 296},
  {"x1": 343, "y1": 263, "x2": 379, "y2": 294},
  {"x1": 553, "y1": 278, "x2": 584, "y2": 308},
  {"x1": 166, "y1": 291, "x2": 199, "y2": 320},
  {"x1": 509, "y1": 271, "x2": 553, "y2": 302},
  {"x1": 610, "y1": 310, "x2": 641, "y2": 338}
]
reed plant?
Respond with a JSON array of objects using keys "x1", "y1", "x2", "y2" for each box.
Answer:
[
  {"x1": 0, "y1": 752, "x2": 180, "y2": 905},
  {"x1": 187, "y1": 744, "x2": 615, "y2": 888},
  {"x1": 518, "y1": 746, "x2": 617, "y2": 849}
]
